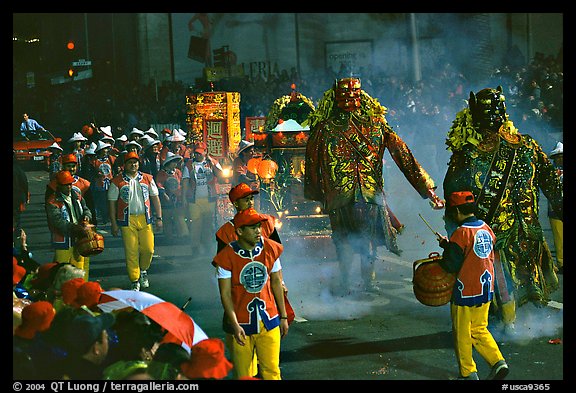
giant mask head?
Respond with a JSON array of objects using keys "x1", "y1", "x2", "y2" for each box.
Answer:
[
  {"x1": 335, "y1": 78, "x2": 362, "y2": 112},
  {"x1": 469, "y1": 86, "x2": 507, "y2": 131}
]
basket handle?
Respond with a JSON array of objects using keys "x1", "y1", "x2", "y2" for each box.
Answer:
[{"x1": 413, "y1": 252, "x2": 442, "y2": 274}]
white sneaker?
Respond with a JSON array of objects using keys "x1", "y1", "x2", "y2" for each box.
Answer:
[
  {"x1": 140, "y1": 271, "x2": 149, "y2": 289},
  {"x1": 131, "y1": 280, "x2": 140, "y2": 291}
]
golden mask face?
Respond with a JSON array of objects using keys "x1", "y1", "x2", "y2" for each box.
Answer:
[{"x1": 335, "y1": 78, "x2": 362, "y2": 112}]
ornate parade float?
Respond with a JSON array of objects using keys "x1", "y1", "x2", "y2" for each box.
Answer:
[{"x1": 245, "y1": 85, "x2": 332, "y2": 243}]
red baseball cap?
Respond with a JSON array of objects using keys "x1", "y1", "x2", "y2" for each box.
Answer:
[
  {"x1": 124, "y1": 151, "x2": 140, "y2": 162},
  {"x1": 229, "y1": 183, "x2": 259, "y2": 203},
  {"x1": 233, "y1": 207, "x2": 267, "y2": 228},
  {"x1": 194, "y1": 142, "x2": 207, "y2": 154},
  {"x1": 55, "y1": 170, "x2": 75, "y2": 185},
  {"x1": 61, "y1": 153, "x2": 78, "y2": 164},
  {"x1": 448, "y1": 191, "x2": 475, "y2": 208}
]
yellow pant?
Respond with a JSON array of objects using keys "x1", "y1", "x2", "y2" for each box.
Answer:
[
  {"x1": 451, "y1": 302, "x2": 505, "y2": 378},
  {"x1": 549, "y1": 218, "x2": 563, "y2": 267},
  {"x1": 120, "y1": 214, "x2": 155, "y2": 282},
  {"x1": 225, "y1": 334, "x2": 259, "y2": 377},
  {"x1": 229, "y1": 321, "x2": 281, "y2": 380},
  {"x1": 187, "y1": 198, "x2": 216, "y2": 248},
  {"x1": 54, "y1": 248, "x2": 90, "y2": 281}
]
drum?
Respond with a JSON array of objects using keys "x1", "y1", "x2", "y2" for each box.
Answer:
[
  {"x1": 76, "y1": 228, "x2": 105, "y2": 257},
  {"x1": 412, "y1": 252, "x2": 456, "y2": 307}
]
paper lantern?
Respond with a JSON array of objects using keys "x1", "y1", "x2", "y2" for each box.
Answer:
[{"x1": 247, "y1": 157, "x2": 262, "y2": 174}]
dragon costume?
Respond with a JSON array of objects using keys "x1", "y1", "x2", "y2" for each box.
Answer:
[
  {"x1": 443, "y1": 87, "x2": 563, "y2": 326},
  {"x1": 304, "y1": 78, "x2": 443, "y2": 293}
]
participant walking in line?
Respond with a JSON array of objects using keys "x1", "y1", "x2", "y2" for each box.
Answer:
[
  {"x1": 108, "y1": 152, "x2": 163, "y2": 291},
  {"x1": 45, "y1": 170, "x2": 93, "y2": 277},
  {"x1": 437, "y1": 191, "x2": 508, "y2": 381},
  {"x1": 182, "y1": 141, "x2": 223, "y2": 256}
]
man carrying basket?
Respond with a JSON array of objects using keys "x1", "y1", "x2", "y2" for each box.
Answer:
[{"x1": 45, "y1": 170, "x2": 94, "y2": 280}]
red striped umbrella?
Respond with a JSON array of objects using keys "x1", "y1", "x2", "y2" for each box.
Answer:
[{"x1": 98, "y1": 290, "x2": 208, "y2": 354}]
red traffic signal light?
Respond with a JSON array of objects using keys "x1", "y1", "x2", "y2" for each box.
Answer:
[{"x1": 67, "y1": 41, "x2": 75, "y2": 50}]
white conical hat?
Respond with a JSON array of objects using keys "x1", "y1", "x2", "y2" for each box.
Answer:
[
  {"x1": 145, "y1": 127, "x2": 159, "y2": 138},
  {"x1": 99, "y1": 125, "x2": 113, "y2": 137},
  {"x1": 162, "y1": 151, "x2": 183, "y2": 167},
  {"x1": 95, "y1": 140, "x2": 111, "y2": 152},
  {"x1": 85, "y1": 142, "x2": 97, "y2": 155},
  {"x1": 236, "y1": 140, "x2": 254, "y2": 155},
  {"x1": 166, "y1": 129, "x2": 185, "y2": 142},
  {"x1": 125, "y1": 140, "x2": 142, "y2": 151},
  {"x1": 68, "y1": 132, "x2": 88, "y2": 143},
  {"x1": 130, "y1": 127, "x2": 145, "y2": 137},
  {"x1": 48, "y1": 142, "x2": 63, "y2": 151}
]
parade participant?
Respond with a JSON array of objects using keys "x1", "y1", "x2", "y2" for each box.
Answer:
[
  {"x1": 304, "y1": 77, "x2": 444, "y2": 295},
  {"x1": 47, "y1": 142, "x2": 64, "y2": 180},
  {"x1": 232, "y1": 140, "x2": 260, "y2": 210},
  {"x1": 437, "y1": 191, "x2": 508, "y2": 380},
  {"x1": 45, "y1": 171, "x2": 92, "y2": 275},
  {"x1": 140, "y1": 136, "x2": 162, "y2": 178},
  {"x1": 65, "y1": 132, "x2": 88, "y2": 174},
  {"x1": 213, "y1": 208, "x2": 289, "y2": 380},
  {"x1": 113, "y1": 134, "x2": 129, "y2": 158},
  {"x1": 113, "y1": 140, "x2": 142, "y2": 176},
  {"x1": 214, "y1": 182, "x2": 287, "y2": 378},
  {"x1": 155, "y1": 152, "x2": 188, "y2": 240},
  {"x1": 79, "y1": 142, "x2": 98, "y2": 183},
  {"x1": 215, "y1": 182, "x2": 281, "y2": 251},
  {"x1": 45, "y1": 153, "x2": 97, "y2": 268},
  {"x1": 182, "y1": 141, "x2": 223, "y2": 256},
  {"x1": 547, "y1": 142, "x2": 563, "y2": 274},
  {"x1": 91, "y1": 140, "x2": 116, "y2": 227},
  {"x1": 443, "y1": 86, "x2": 562, "y2": 331},
  {"x1": 159, "y1": 129, "x2": 187, "y2": 162},
  {"x1": 108, "y1": 152, "x2": 163, "y2": 291},
  {"x1": 129, "y1": 127, "x2": 145, "y2": 142}
]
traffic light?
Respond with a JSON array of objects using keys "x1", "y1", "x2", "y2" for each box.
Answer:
[
  {"x1": 68, "y1": 67, "x2": 77, "y2": 78},
  {"x1": 66, "y1": 41, "x2": 75, "y2": 51}
]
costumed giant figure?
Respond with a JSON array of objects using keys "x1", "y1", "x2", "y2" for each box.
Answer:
[
  {"x1": 443, "y1": 86, "x2": 563, "y2": 329},
  {"x1": 304, "y1": 77, "x2": 444, "y2": 294}
]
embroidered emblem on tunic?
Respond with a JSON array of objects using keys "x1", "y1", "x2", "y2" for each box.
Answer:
[{"x1": 240, "y1": 261, "x2": 268, "y2": 294}]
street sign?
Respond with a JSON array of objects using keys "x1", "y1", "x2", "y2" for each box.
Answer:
[{"x1": 72, "y1": 59, "x2": 92, "y2": 67}]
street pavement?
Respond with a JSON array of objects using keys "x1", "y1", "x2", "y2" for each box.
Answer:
[{"x1": 17, "y1": 169, "x2": 565, "y2": 386}]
